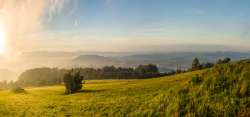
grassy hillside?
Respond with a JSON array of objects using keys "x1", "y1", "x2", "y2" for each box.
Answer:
[
  {"x1": 164, "y1": 60, "x2": 250, "y2": 116},
  {"x1": 0, "y1": 60, "x2": 250, "y2": 116},
  {"x1": 0, "y1": 72, "x2": 198, "y2": 116}
]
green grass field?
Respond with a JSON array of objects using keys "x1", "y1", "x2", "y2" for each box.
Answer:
[
  {"x1": 1, "y1": 60, "x2": 250, "y2": 116},
  {"x1": 0, "y1": 71, "x2": 199, "y2": 116}
]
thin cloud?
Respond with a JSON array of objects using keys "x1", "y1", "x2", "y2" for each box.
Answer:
[
  {"x1": 75, "y1": 19, "x2": 77, "y2": 28},
  {"x1": 50, "y1": 0, "x2": 57, "y2": 13},
  {"x1": 48, "y1": 0, "x2": 69, "y2": 21},
  {"x1": 186, "y1": 8, "x2": 205, "y2": 15}
]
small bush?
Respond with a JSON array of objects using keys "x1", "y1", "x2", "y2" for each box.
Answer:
[
  {"x1": 190, "y1": 74, "x2": 203, "y2": 86},
  {"x1": 11, "y1": 87, "x2": 27, "y2": 94}
]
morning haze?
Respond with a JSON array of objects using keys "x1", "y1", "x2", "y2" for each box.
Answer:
[{"x1": 0, "y1": 0, "x2": 250, "y2": 116}]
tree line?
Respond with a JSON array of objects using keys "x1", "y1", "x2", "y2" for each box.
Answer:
[
  {"x1": 189, "y1": 57, "x2": 230, "y2": 71},
  {"x1": 79, "y1": 64, "x2": 160, "y2": 80},
  {"x1": 62, "y1": 57, "x2": 231, "y2": 94},
  {"x1": 0, "y1": 67, "x2": 67, "y2": 89},
  {"x1": 0, "y1": 64, "x2": 161, "y2": 89},
  {"x1": 0, "y1": 57, "x2": 231, "y2": 90}
]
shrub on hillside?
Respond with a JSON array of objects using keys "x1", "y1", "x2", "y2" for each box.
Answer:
[
  {"x1": 11, "y1": 87, "x2": 27, "y2": 94},
  {"x1": 63, "y1": 69, "x2": 84, "y2": 94},
  {"x1": 190, "y1": 74, "x2": 203, "y2": 86}
]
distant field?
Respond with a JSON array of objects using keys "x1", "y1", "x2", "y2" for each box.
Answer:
[{"x1": 0, "y1": 71, "x2": 199, "y2": 116}]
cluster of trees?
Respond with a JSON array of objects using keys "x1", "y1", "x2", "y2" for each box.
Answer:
[
  {"x1": 135, "y1": 64, "x2": 160, "y2": 79},
  {"x1": 0, "y1": 80, "x2": 10, "y2": 89},
  {"x1": 0, "y1": 80, "x2": 25, "y2": 90},
  {"x1": 189, "y1": 57, "x2": 230, "y2": 71},
  {"x1": 17, "y1": 67, "x2": 68, "y2": 87},
  {"x1": 0, "y1": 64, "x2": 161, "y2": 89},
  {"x1": 61, "y1": 64, "x2": 160, "y2": 94},
  {"x1": 164, "y1": 69, "x2": 186, "y2": 75},
  {"x1": 0, "y1": 68, "x2": 68, "y2": 89},
  {"x1": 215, "y1": 57, "x2": 230, "y2": 65},
  {"x1": 78, "y1": 64, "x2": 160, "y2": 80},
  {"x1": 0, "y1": 78, "x2": 62, "y2": 90},
  {"x1": 77, "y1": 66, "x2": 135, "y2": 80},
  {"x1": 0, "y1": 57, "x2": 232, "y2": 90}
]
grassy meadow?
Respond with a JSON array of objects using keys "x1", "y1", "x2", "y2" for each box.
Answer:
[
  {"x1": 0, "y1": 71, "x2": 199, "y2": 116},
  {"x1": 0, "y1": 60, "x2": 250, "y2": 116}
]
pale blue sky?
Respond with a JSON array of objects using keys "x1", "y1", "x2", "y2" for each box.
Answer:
[{"x1": 36, "y1": 0, "x2": 250, "y2": 51}]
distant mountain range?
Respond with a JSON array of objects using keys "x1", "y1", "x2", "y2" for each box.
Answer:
[
  {"x1": 70, "y1": 51, "x2": 250, "y2": 72},
  {"x1": 21, "y1": 44, "x2": 249, "y2": 57},
  {"x1": 1, "y1": 45, "x2": 250, "y2": 81},
  {"x1": 71, "y1": 55, "x2": 118, "y2": 67}
]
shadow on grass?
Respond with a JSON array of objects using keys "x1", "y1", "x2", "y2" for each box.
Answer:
[
  {"x1": 85, "y1": 82, "x2": 111, "y2": 84},
  {"x1": 60, "y1": 89, "x2": 106, "y2": 95},
  {"x1": 78, "y1": 89, "x2": 106, "y2": 93}
]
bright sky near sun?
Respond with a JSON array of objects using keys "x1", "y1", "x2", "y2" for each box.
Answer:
[
  {"x1": 0, "y1": 0, "x2": 250, "y2": 52},
  {"x1": 0, "y1": 19, "x2": 4, "y2": 53}
]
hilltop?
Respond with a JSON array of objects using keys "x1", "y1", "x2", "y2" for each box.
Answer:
[{"x1": 71, "y1": 55, "x2": 117, "y2": 67}]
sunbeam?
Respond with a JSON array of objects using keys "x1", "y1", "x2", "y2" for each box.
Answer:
[{"x1": 0, "y1": 19, "x2": 5, "y2": 54}]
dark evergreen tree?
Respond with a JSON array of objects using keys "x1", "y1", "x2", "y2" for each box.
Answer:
[
  {"x1": 191, "y1": 57, "x2": 200, "y2": 71},
  {"x1": 216, "y1": 59, "x2": 222, "y2": 65},
  {"x1": 63, "y1": 69, "x2": 84, "y2": 94},
  {"x1": 203, "y1": 62, "x2": 214, "y2": 69},
  {"x1": 135, "y1": 64, "x2": 159, "y2": 79},
  {"x1": 223, "y1": 57, "x2": 230, "y2": 64}
]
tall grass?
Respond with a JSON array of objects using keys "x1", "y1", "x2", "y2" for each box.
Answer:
[
  {"x1": 0, "y1": 60, "x2": 249, "y2": 116},
  {"x1": 162, "y1": 60, "x2": 250, "y2": 116}
]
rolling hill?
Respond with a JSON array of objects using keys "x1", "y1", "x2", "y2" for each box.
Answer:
[
  {"x1": 70, "y1": 51, "x2": 250, "y2": 72},
  {"x1": 71, "y1": 55, "x2": 117, "y2": 67},
  {"x1": 0, "y1": 59, "x2": 250, "y2": 116}
]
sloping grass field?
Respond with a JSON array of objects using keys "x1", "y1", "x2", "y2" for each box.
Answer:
[
  {"x1": 0, "y1": 71, "x2": 199, "y2": 116},
  {"x1": 0, "y1": 60, "x2": 250, "y2": 116}
]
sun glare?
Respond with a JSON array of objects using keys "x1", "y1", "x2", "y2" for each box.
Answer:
[{"x1": 0, "y1": 19, "x2": 5, "y2": 54}]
